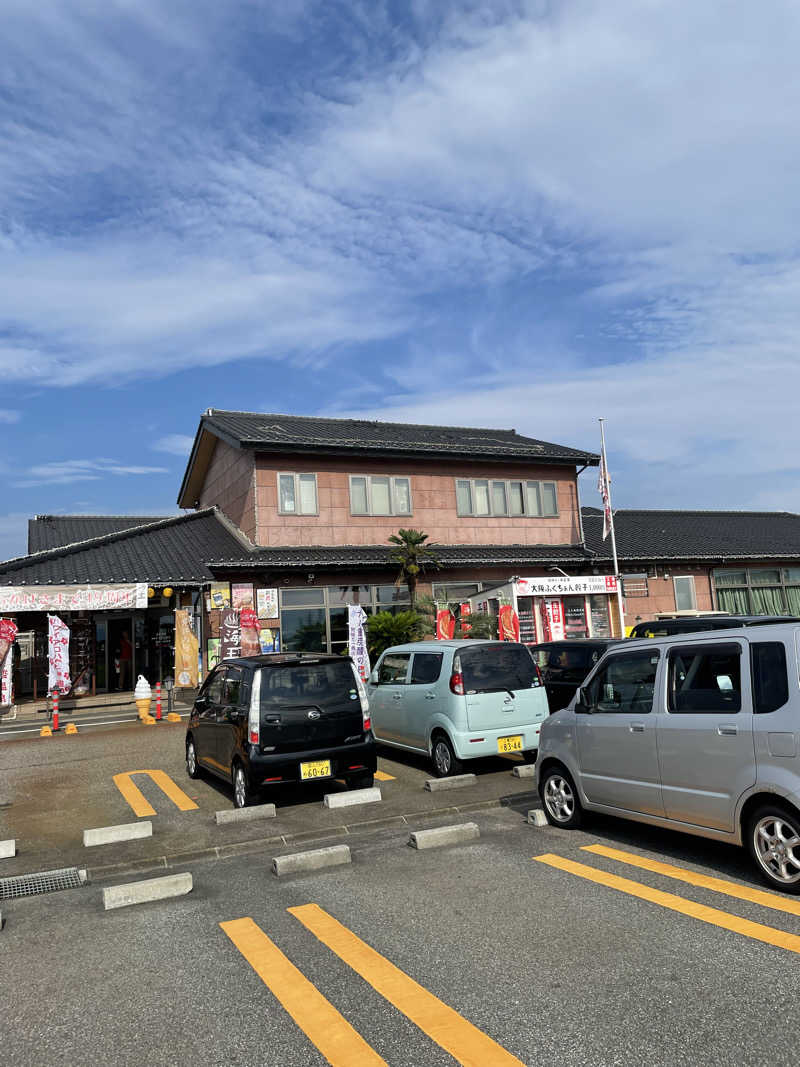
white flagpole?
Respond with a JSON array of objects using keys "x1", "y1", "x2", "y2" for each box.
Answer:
[{"x1": 599, "y1": 419, "x2": 626, "y2": 636}]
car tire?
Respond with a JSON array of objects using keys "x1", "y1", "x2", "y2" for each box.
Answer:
[
  {"x1": 431, "y1": 733, "x2": 463, "y2": 778},
  {"x1": 746, "y1": 803, "x2": 800, "y2": 894},
  {"x1": 185, "y1": 736, "x2": 201, "y2": 780},
  {"x1": 347, "y1": 773, "x2": 374, "y2": 790},
  {"x1": 232, "y1": 761, "x2": 254, "y2": 809},
  {"x1": 539, "y1": 764, "x2": 583, "y2": 829}
]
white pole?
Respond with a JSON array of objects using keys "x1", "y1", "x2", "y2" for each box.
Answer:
[{"x1": 599, "y1": 418, "x2": 626, "y2": 637}]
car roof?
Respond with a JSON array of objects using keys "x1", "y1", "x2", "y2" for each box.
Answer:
[
  {"x1": 618, "y1": 620, "x2": 800, "y2": 653},
  {"x1": 379, "y1": 640, "x2": 522, "y2": 654},
  {"x1": 217, "y1": 653, "x2": 347, "y2": 668},
  {"x1": 529, "y1": 639, "x2": 621, "y2": 648}
]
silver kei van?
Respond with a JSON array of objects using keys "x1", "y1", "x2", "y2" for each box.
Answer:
[
  {"x1": 535, "y1": 622, "x2": 800, "y2": 892},
  {"x1": 367, "y1": 640, "x2": 549, "y2": 777}
]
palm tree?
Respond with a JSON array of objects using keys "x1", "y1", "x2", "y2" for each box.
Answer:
[{"x1": 388, "y1": 528, "x2": 441, "y2": 610}]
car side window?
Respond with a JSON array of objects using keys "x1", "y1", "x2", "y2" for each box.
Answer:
[
  {"x1": 751, "y1": 642, "x2": 789, "y2": 714},
  {"x1": 205, "y1": 670, "x2": 225, "y2": 705},
  {"x1": 410, "y1": 653, "x2": 443, "y2": 685},
  {"x1": 378, "y1": 653, "x2": 410, "y2": 685},
  {"x1": 668, "y1": 643, "x2": 742, "y2": 713},
  {"x1": 586, "y1": 651, "x2": 659, "y2": 714},
  {"x1": 222, "y1": 667, "x2": 244, "y2": 707}
]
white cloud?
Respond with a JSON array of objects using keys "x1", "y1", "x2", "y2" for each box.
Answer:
[
  {"x1": 151, "y1": 434, "x2": 194, "y2": 457},
  {"x1": 13, "y1": 459, "x2": 169, "y2": 488},
  {"x1": 0, "y1": 410, "x2": 21, "y2": 424}
]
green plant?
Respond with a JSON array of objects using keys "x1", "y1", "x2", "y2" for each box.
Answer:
[
  {"x1": 457, "y1": 612, "x2": 498, "y2": 640},
  {"x1": 388, "y1": 529, "x2": 441, "y2": 610},
  {"x1": 366, "y1": 610, "x2": 426, "y2": 659}
]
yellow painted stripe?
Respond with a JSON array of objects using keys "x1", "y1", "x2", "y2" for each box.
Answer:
[
  {"x1": 582, "y1": 844, "x2": 800, "y2": 918},
  {"x1": 220, "y1": 917, "x2": 386, "y2": 1067},
  {"x1": 289, "y1": 903, "x2": 524, "y2": 1066},
  {"x1": 534, "y1": 853, "x2": 800, "y2": 955},
  {"x1": 113, "y1": 770, "x2": 200, "y2": 817},
  {"x1": 374, "y1": 770, "x2": 395, "y2": 781}
]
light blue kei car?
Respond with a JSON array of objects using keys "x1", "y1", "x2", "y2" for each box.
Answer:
[{"x1": 366, "y1": 640, "x2": 549, "y2": 776}]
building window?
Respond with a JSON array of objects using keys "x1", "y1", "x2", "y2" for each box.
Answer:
[
  {"x1": 455, "y1": 478, "x2": 558, "y2": 518},
  {"x1": 673, "y1": 576, "x2": 697, "y2": 611},
  {"x1": 278, "y1": 473, "x2": 318, "y2": 515},
  {"x1": 349, "y1": 475, "x2": 412, "y2": 516},
  {"x1": 714, "y1": 567, "x2": 794, "y2": 615}
]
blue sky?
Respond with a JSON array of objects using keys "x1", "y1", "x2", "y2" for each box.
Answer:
[{"x1": 3, "y1": 0, "x2": 800, "y2": 559}]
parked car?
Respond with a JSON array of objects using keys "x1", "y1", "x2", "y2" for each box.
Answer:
[
  {"x1": 528, "y1": 639, "x2": 622, "y2": 712},
  {"x1": 535, "y1": 623, "x2": 800, "y2": 892},
  {"x1": 366, "y1": 640, "x2": 548, "y2": 776},
  {"x1": 627, "y1": 614, "x2": 799, "y2": 639},
  {"x1": 186, "y1": 653, "x2": 376, "y2": 808}
]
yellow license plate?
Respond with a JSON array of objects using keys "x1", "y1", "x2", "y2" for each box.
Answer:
[
  {"x1": 498, "y1": 735, "x2": 523, "y2": 753},
  {"x1": 300, "y1": 759, "x2": 332, "y2": 781}
]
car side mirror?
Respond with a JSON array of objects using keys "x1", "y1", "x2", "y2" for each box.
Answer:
[
  {"x1": 369, "y1": 670, "x2": 379, "y2": 685},
  {"x1": 575, "y1": 687, "x2": 592, "y2": 713}
]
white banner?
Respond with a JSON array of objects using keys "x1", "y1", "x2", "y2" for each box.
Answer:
[
  {"x1": 347, "y1": 605, "x2": 371, "y2": 682},
  {"x1": 544, "y1": 598, "x2": 565, "y2": 641},
  {"x1": 48, "y1": 614, "x2": 71, "y2": 695},
  {"x1": 517, "y1": 575, "x2": 617, "y2": 596},
  {"x1": 0, "y1": 583, "x2": 148, "y2": 613}
]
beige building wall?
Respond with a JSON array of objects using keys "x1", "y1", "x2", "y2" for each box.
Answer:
[{"x1": 197, "y1": 439, "x2": 257, "y2": 541}]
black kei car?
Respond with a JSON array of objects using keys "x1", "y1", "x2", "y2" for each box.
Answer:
[
  {"x1": 186, "y1": 653, "x2": 377, "y2": 808},
  {"x1": 528, "y1": 639, "x2": 622, "y2": 713}
]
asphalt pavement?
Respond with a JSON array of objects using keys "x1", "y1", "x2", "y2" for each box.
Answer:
[{"x1": 2, "y1": 724, "x2": 799, "y2": 1066}]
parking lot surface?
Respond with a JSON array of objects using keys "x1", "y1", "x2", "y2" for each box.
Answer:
[{"x1": 2, "y1": 725, "x2": 799, "y2": 1066}]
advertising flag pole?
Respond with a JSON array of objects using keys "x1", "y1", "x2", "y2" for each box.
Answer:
[{"x1": 599, "y1": 418, "x2": 626, "y2": 636}]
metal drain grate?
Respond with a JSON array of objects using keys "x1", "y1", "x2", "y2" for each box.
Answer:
[{"x1": 0, "y1": 866, "x2": 86, "y2": 900}]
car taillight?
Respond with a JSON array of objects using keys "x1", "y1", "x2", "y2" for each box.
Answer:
[
  {"x1": 534, "y1": 664, "x2": 543, "y2": 687},
  {"x1": 352, "y1": 663, "x2": 371, "y2": 732},
  {"x1": 248, "y1": 668, "x2": 262, "y2": 746},
  {"x1": 449, "y1": 671, "x2": 464, "y2": 695}
]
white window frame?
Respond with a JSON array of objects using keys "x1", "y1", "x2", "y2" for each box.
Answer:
[
  {"x1": 348, "y1": 474, "x2": 413, "y2": 517},
  {"x1": 454, "y1": 477, "x2": 559, "y2": 518},
  {"x1": 673, "y1": 575, "x2": 698, "y2": 611},
  {"x1": 277, "y1": 472, "x2": 319, "y2": 516}
]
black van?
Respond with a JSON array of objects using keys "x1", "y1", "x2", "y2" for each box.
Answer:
[
  {"x1": 528, "y1": 639, "x2": 622, "y2": 712},
  {"x1": 627, "y1": 614, "x2": 800, "y2": 639},
  {"x1": 186, "y1": 653, "x2": 376, "y2": 808}
]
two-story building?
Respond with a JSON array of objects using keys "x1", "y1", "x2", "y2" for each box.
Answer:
[{"x1": 180, "y1": 409, "x2": 615, "y2": 657}]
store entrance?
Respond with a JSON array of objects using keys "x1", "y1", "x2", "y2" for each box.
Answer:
[{"x1": 107, "y1": 616, "x2": 134, "y2": 692}]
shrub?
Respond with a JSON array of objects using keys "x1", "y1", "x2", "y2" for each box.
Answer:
[{"x1": 366, "y1": 610, "x2": 426, "y2": 659}]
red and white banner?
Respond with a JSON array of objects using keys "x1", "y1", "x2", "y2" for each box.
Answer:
[
  {"x1": 347, "y1": 605, "x2": 371, "y2": 681},
  {"x1": 459, "y1": 602, "x2": 472, "y2": 634},
  {"x1": 597, "y1": 445, "x2": 612, "y2": 541},
  {"x1": 498, "y1": 605, "x2": 520, "y2": 642},
  {"x1": 516, "y1": 575, "x2": 617, "y2": 596},
  {"x1": 544, "y1": 599, "x2": 565, "y2": 641},
  {"x1": 436, "y1": 609, "x2": 455, "y2": 640},
  {"x1": 48, "y1": 614, "x2": 71, "y2": 695},
  {"x1": 0, "y1": 583, "x2": 147, "y2": 613},
  {"x1": 240, "y1": 606, "x2": 261, "y2": 658},
  {"x1": 0, "y1": 617, "x2": 16, "y2": 705}
]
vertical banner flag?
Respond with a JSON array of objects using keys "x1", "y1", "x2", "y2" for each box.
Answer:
[
  {"x1": 48, "y1": 614, "x2": 71, "y2": 694},
  {"x1": 240, "y1": 603, "x2": 261, "y2": 657},
  {"x1": 597, "y1": 441, "x2": 612, "y2": 541},
  {"x1": 459, "y1": 603, "x2": 472, "y2": 634},
  {"x1": 220, "y1": 610, "x2": 241, "y2": 661},
  {"x1": 498, "y1": 604, "x2": 520, "y2": 642},
  {"x1": 347, "y1": 605, "x2": 370, "y2": 681},
  {"x1": 0, "y1": 617, "x2": 17, "y2": 705},
  {"x1": 544, "y1": 599, "x2": 565, "y2": 642},
  {"x1": 174, "y1": 609, "x2": 200, "y2": 687},
  {"x1": 436, "y1": 609, "x2": 455, "y2": 640}
]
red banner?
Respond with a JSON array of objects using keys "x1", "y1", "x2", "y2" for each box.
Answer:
[
  {"x1": 436, "y1": 609, "x2": 455, "y2": 640},
  {"x1": 498, "y1": 605, "x2": 520, "y2": 642}
]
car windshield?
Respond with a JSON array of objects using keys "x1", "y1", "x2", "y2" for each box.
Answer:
[
  {"x1": 258, "y1": 661, "x2": 358, "y2": 708},
  {"x1": 458, "y1": 644, "x2": 538, "y2": 693},
  {"x1": 543, "y1": 645, "x2": 598, "y2": 672}
]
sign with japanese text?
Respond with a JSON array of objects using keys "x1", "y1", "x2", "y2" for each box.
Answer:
[
  {"x1": 220, "y1": 610, "x2": 241, "y2": 661},
  {"x1": 347, "y1": 605, "x2": 370, "y2": 681},
  {"x1": 232, "y1": 583, "x2": 255, "y2": 612},
  {"x1": 0, "y1": 583, "x2": 148, "y2": 613},
  {"x1": 256, "y1": 587, "x2": 279, "y2": 620},
  {"x1": 0, "y1": 617, "x2": 16, "y2": 705},
  {"x1": 516, "y1": 575, "x2": 617, "y2": 597},
  {"x1": 544, "y1": 599, "x2": 565, "y2": 641},
  {"x1": 240, "y1": 605, "x2": 261, "y2": 657},
  {"x1": 48, "y1": 614, "x2": 71, "y2": 694},
  {"x1": 210, "y1": 583, "x2": 231, "y2": 609},
  {"x1": 174, "y1": 609, "x2": 199, "y2": 687}
]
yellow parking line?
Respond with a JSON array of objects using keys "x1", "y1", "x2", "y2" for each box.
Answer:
[
  {"x1": 289, "y1": 903, "x2": 525, "y2": 1066},
  {"x1": 582, "y1": 844, "x2": 800, "y2": 918},
  {"x1": 534, "y1": 853, "x2": 800, "y2": 955},
  {"x1": 220, "y1": 917, "x2": 386, "y2": 1066},
  {"x1": 374, "y1": 770, "x2": 395, "y2": 781},
  {"x1": 113, "y1": 770, "x2": 200, "y2": 817}
]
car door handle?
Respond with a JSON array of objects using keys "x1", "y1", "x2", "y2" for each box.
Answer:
[
  {"x1": 392, "y1": 693, "x2": 402, "y2": 700},
  {"x1": 718, "y1": 724, "x2": 737, "y2": 736},
  {"x1": 425, "y1": 692, "x2": 436, "y2": 700},
  {"x1": 629, "y1": 722, "x2": 645, "y2": 732},
  {"x1": 264, "y1": 714, "x2": 281, "y2": 724}
]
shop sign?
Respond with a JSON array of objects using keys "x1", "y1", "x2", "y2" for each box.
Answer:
[
  {"x1": 48, "y1": 614, "x2": 71, "y2": 695},
  {"x1": 0, "y1": 583, "x2": 148, "y2": 613},
  {"x1": 545, "y1": 599, "x2": 565, "y2": 641},
  {"x1": 256, "y1": 587, "x2": 279, "y2": 620},
  {"x1": 210, "y1": 583, "x2": 231, "y2": 609},
  {"x1": 232, "y1": 583, "x2": 255, "y2": 612},
  {"x1": 174, "y1": 609, "x2": 199, "y2": 687},
  {"x1": 517, "y1": 575, "x2": 617, "y2": 596},
  {"x1": 347, "y1": 605, "x2": 370, "y2": 681},
  {"x1": 220, "y1": 609, "x2": 241, "y2": 661}
]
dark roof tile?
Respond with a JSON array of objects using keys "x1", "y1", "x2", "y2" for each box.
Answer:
[{"x1": 28, "y1": 515, "x2": 171, "y2": 554}]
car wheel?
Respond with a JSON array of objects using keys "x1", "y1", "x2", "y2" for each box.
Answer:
[
  {"x1": 431, "y1": 733, "x2": 463, "y2": 778},
  {"x1": 347, "y1": 773, "x2": 374, "y2": 790},
  {"x1": 185, "y1": 737, "x2": 200, "y2": 780},
  {"x1": 232, "y1": 762, "x2": 254, "y2": 809},
  {"x1": 747, "y1": 804, "x2": 800, "y2": 893},
  {"x1": 539, "y1": 765, "x2": 583, "y2": 829}
]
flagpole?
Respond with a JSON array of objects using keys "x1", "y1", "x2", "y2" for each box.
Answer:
[{"x1": 599, "y1": 418, "x2": 626, "y2": 637}]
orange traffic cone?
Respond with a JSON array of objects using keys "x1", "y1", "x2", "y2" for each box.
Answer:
[{"x1": 52, "y1": 692, "x2": 60, "y2": 732}]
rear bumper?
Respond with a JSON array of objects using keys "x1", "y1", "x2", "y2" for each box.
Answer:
[
  {"x1": 247, "y1": 736, "x2": 377, "y2": 785},
  {"x1": 451, "y1": 722, "x2": 544, "y2": 761}
]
